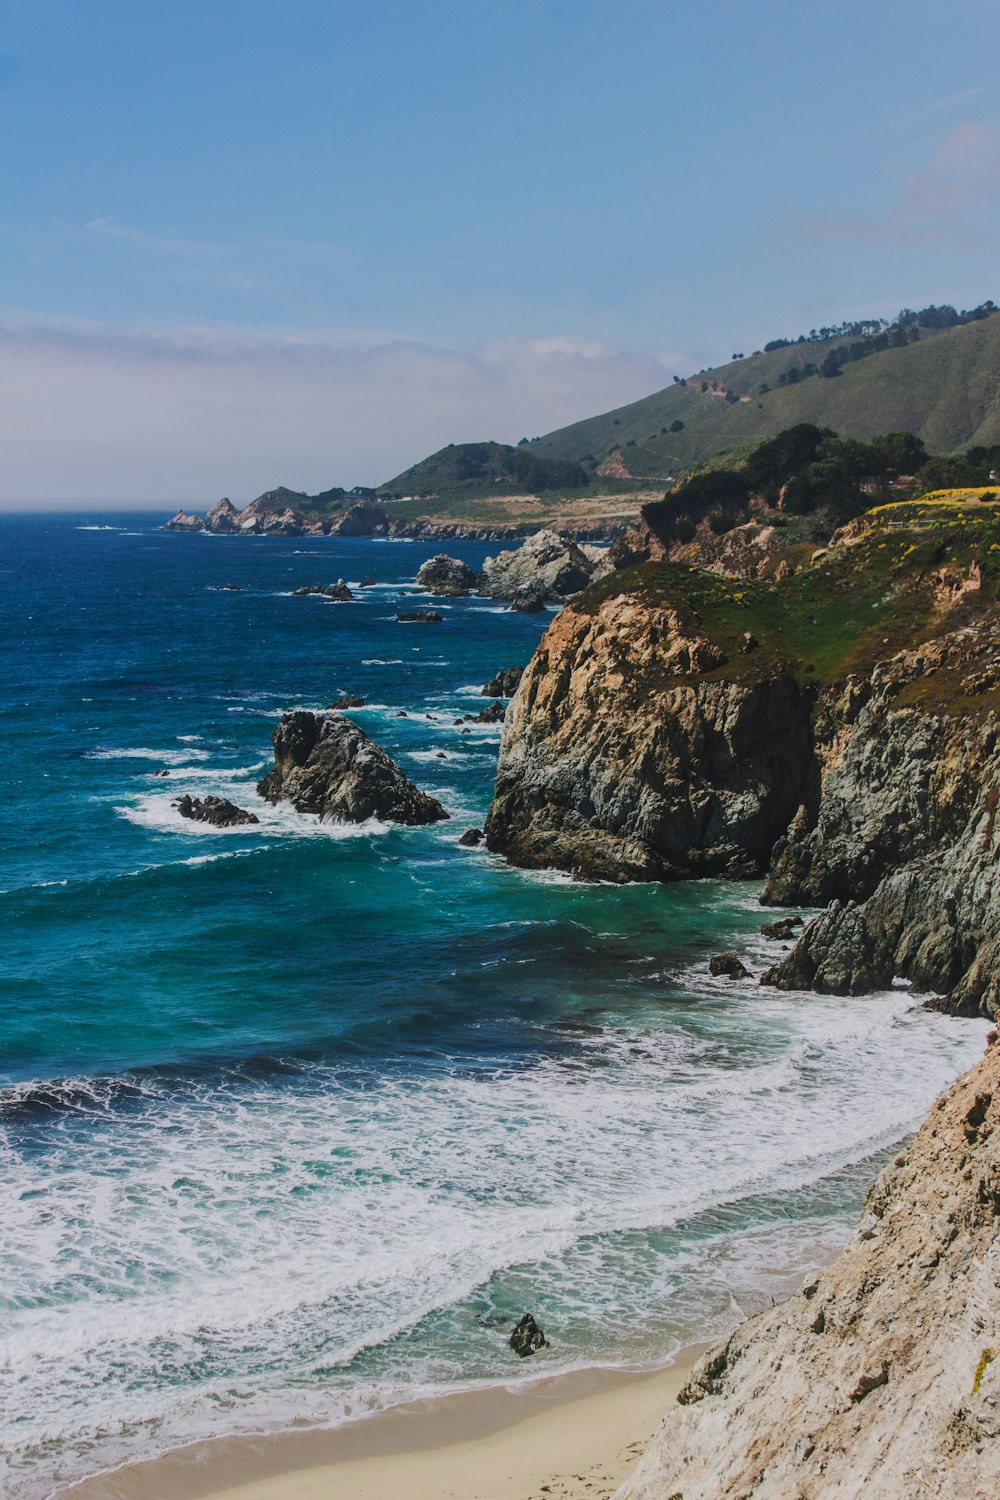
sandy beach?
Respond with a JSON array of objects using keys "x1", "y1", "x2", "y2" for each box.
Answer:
[{"x1": 60, "y1": 1345, "x2": 706, "y2": 1500}]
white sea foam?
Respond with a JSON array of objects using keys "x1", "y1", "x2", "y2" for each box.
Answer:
[
  {"x1": 0, "y1": 999, "x2": 986, "y2": 1497},
  {"x1": 87, "y1": 746, "x2": 212, "y2": 765},
  {"x1": 117, "y1": 790, "x2": 392, "y2": 841}
]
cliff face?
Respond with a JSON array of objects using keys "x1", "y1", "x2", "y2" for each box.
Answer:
[
  {"x1": 486, "y1": 501, "x2": 1000, "y2": 1016},
  {"x1": 615, "y1": 1032, "x2": 1000, "y2": 1500},
  {"x1": 484, "y1": 595, "x2": 815, "y2": 881}
]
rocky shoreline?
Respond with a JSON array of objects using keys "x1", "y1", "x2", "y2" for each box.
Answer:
[
  {"x1": 484, "y1": 499, "x2": 1000, "y2": 1019},
  {"x1": 166, "y1": 495, "x2": 626, "y2": 543},
  {"x1": 615, "y1": 1030, "x2": 1000, "y2": 1500}
]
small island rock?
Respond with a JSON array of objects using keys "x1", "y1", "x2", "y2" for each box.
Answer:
[
  {"x1": 257, "y1": 711, "x2": 448, "y2": 826},
  {"x1": 509, "y1": 1313, "x2": 547, "y2": 1357},
  {"x1": 709, "y1": 953, "x2": 751, "y2": 979},
  {"x1": 415, "y1": 554, "x2": 478, "y2": 596},
  {"x1": 174, "y1": 794, "x2": 260, "y2": 828}
]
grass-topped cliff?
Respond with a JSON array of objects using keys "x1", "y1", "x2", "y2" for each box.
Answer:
[{"x1": 529, "y1": 304, "x2": 1000, "y2": 478}]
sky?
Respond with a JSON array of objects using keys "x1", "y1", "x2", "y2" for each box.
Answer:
[{"x1": 1, "y1": 0, "x2": 999, "y2": 505}]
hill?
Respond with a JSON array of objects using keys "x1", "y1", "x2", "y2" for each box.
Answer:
[
  {"x1": 529, "y1": 306, "x2": 1000, "y2": 477},
  {"x1": 378, "y1": 440, "x2": 590, "y2": 498}
]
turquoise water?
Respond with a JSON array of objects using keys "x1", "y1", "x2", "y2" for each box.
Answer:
[{"x1": 0, "y1": 514, "x2": 986, "y2": 1497}]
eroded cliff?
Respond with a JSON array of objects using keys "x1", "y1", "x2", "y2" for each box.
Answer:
[
  {"x1": 614, "y1": 1031, "x2": 1000, "y2": 1500},
  {"x1": 486, "y1": 499, "x2": 1000, "y2": 1016}
]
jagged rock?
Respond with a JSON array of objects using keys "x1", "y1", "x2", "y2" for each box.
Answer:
[
  {"x1": 475, "y1": 701, "x2": 506, "y2": 723},
  {"x1": 760, "y1": 916, "x2": 802, "y2": 940},
  {"x1": 257, "y1": 711, "x2": 448, "y2": 826},
  {"x1": 293, "y1": 581, "x2": 353, "y2": 601},
  {"x1": 328, "y1": 694, "x2": 365, "y2": 710},
  {"x1": 174, "y1": 794, "x2": 259, "y2": 827},
  {"x1": 509, "y1": 1313, "x2": 547, "y2": 1357},
  {"x1": 359, "y1": 576, "x2": 376, "y2": 587},
  {"x1": 459, "y1": 828, "x2": 484, "y2": 846},
  {"x1": 479, "y1": 529, "x2": 597, "y2": 603},
  {"x1": 165, "y1": 509, "x2": 204, "y2": 531},
  {"x1": 415, "y1": 554, "x2": 478, "y2": 596},
  {"x1": 396, "y1": 610, "x2": 443, "y2": 623},
  {"x1": 205, "y1": 497, "x2": 241, "y2": 533},
  {"x1": 709, "y1": 953, "x2": 750, "y2": 979},
  {"x1": 482, "y1": 666, "x2": 524, "y2": 697},
  {"x1": 613, "y1": 1035, "x2": 1000, "y2": 1500}
]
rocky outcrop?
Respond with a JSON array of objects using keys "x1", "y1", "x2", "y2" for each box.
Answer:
[
  {"x1": 292, "y1": 580, "x2": 354, "y2": 600},
  {"x1": 484, "y1": 594, "x2": 815, "y2": 882},
  {"x1": 482, "y1": 666, "x2": 524, "y2": 697},
  {"x1": 257, "y1": 711, "x2": 448, "y2": 825},
  {"x1": 615, "y1": 1033, "x2": 1000, "y2": 1500},
  {"x1": 396, "y1": 610, "x2": 442, "y2": 623},
  {"x1": 414, "y1": 554, "x2": 478, "y2": 596},
  {"x1": 165, "y1": 509, "x2": 204, "y2": 532},
  {"x1": 174, "y1": 794, "x2": 259, "y2": 827},
  {"x1": 484, "y1": 506, "x2": 1000, "y2": 1016},
  {"x1": 478, "y1": 529, "x2": 598, "y2": 603}
]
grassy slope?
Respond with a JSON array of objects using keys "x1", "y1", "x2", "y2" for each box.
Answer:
[
  {"x1": 581, "y1": 499, "x2": 1000, "y2": 707},
  {"x1": 530, "y1": 317, "x2": 1000, "y2": 475}
]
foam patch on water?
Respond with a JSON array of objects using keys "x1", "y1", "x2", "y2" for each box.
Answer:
[
  {"x1": 87, "y1": 745, "x2": 212, "y2": 765},
  {"x1": 117, "y1": 790, "x2": 392, "y2": 841}
]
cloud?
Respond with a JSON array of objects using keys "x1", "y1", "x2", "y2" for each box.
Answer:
[
  {"x1": 799, "y1": 120, "x2": 1000, "y2": 253},
  {"x1": 0, "y1": 318, "x2": 672, "y2": 503}
]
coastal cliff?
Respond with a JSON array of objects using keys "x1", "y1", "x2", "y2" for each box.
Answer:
[
  {"x1": 486, "y1": 498, "x2": 1000, "y2": 1017},
  {"x1": 615, "y1": 1031, "x2": 1000, "y2": 1500}
]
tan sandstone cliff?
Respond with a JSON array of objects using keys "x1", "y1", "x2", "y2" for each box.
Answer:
[{"x1": 614, "y1": 1032, "x2": 1000, "y2": 1500}]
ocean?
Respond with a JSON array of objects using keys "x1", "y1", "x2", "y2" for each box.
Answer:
[{"x1": 0, "y1": 512, "x2": 986, "y2": 1497}]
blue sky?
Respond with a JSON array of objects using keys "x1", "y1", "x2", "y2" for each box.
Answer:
[{"x1": 1, "y1": 0, "x2": 998, "y2": 502}]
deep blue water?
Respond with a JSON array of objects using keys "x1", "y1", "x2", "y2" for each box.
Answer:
[{"x1": 0, "y1": 514, "x2": 986, "y2": 1497}]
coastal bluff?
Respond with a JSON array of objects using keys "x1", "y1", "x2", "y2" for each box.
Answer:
[
  {"x1": 485, "y1": 499, "x2": 1000, "y2": 1018},
  {"x1": 615, "y1": 1032, "x2": 1000, "y2": 1500}
]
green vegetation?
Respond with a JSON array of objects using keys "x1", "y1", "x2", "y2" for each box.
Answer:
[
  {"x1": 973, "y1": 1348, "x2": 995, "y2": 1395},
  {"x1": 379, "y1": 441, "x2": 589, "y2": 499},
  {"x1": 581, "y1": 500, "x2": 1000, "y2": 705},
  {"x1": 528, "y1": 309, "x2": 1000, "y2": 477}
]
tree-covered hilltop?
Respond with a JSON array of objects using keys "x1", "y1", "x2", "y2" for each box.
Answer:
[
  {"x1": 378, "y1": 441, "x2": 589, "y2": 499},
  {"x1": 528, "y1": 303, "x2": 1000, "y2": 478}
]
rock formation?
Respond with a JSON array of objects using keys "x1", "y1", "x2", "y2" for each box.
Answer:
[
  {"x1": 615, "y1": 1032, "x2": 1000, "y2": 1500},
  {"x1": 174, "y1": 794, "x2": 259, "y2": 827},
  {"x1": 292, "y1": 580, "x2": 354, "y2": 600},
  {"x1": 485, "y1": 500, "x2": 1000, "y2": 1017},
  {"x1": 482, "y1": 666, "x2": 524, "y2": 697},
  {"x1": 396, "y1": 610, "x2": 443, "y2": 623},
  {"x1": 478, "y1": 529, "x2": 598, "y2": 603},
  {"x1": 414, "y1": 554, "x2": 478, "y2": 595},
  {"x1": 257, "y1": 711, "x2": 448, "y2": 825},
  {"x1": 164, "y1": 509, "x2": 203, "y2": 531}
]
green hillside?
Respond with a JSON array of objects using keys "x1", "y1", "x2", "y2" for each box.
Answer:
[
  {"x1": 379, "y1": 440, "x2": 588, "y2": 498},
  {"x1": 529, "y1": 311, "x2": 1000, "y2": 477}
]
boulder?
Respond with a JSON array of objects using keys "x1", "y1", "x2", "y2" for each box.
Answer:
[
  {"x1": 482, "y1": 666, "x2": 524, "y2": 698},
  {"x1": 479, "y1": 529, "x2": 597, "y2": 603},
  {"x1": 257, "y1": 711, "x2": 448, "y2": 826},
  {"x1": 459, "y1": 828, "x2": 484, "y2": 846},
  {"x1": 509, "y1": 1313, "x2": 547, "y2": 1357},
  {"x1": 415, "y1": 554, "x2": 478, "y2": 596},
  {"x1": 396, "y1": 610, "x2": 443, "y2": 623},
  {"x1": 174, "y1": 794, "x2": 260, "y2": 828},
  {"x1": 709, "y1": 953, "x2": 751, "y2": 979},
  {"x1": 760, "y1": 916, "x2": 802, "y2": 940},
  {"x1": 328, "y1": 694, "x2": 365, "y2": 710}
]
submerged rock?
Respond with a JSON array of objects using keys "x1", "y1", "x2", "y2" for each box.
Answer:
[
  {"x1": 257, "y1": 711, "x2": 448, "y2": 826},
  {"x1": 482, "y1": 666, "x2": 524, "y2": 698},
  {"x1": 709, "y1": 953, "x2": 750, "y2": 979},
  {"x1": 509, "y1": 1313, "x2": 547, "y2": 1358},
  {"x1": 415, "y1": 554, "x2": 478, "y2": 596},
  {"x1": 396, "y1": 610, "x2": 443, "y2": 623},
  {"x1": 174, "y1": 794, "x2": 260, "y2": 828},
  {"x1": 293, "y1": 580, "x2": 354, "y2": 601},
  {"x1": 760, "y1": 916, "x2": 802, "y2": 940}
]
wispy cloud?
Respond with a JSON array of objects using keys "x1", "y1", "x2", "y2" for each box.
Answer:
[
  {"x1": 0, "y1": 318, "x2": 672, "y2": 503},
  {"x1": 799, "y1": 120, "x2": 1000, "y2": 253}
]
